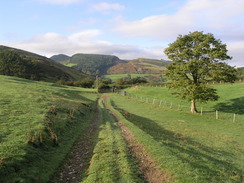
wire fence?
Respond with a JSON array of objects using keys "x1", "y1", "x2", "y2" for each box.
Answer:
[{"x1": 113, "y1": 90, "x2": 244, "y2": 123}]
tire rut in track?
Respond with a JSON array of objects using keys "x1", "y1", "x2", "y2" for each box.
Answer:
[
  {"x1": 49, "y1": 101, "x2": 100, "y2": 183},
  {"x1": 103, "y1": 95, "x2": 171, "y2": 183}
]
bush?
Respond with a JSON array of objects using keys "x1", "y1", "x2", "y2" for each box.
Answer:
[{"x1": 74, "y1": 78, "x2": 94, "y2": 88}]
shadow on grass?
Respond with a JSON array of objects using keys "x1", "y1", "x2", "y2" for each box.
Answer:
[
  {"x1": 214, "y1": 97, "x2": 244, "y2": 114},
  {"x1": 115, "y1": 107, "x2": 243, "y2": 182}
]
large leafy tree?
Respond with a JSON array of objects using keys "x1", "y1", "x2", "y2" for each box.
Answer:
[{"x1": 164, "y1": 31, "x2": 236, "y2": 113}]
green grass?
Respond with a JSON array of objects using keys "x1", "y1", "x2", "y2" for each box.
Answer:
[
  {"x1": 64, "y1": 63, "x2": 77, "y2": 67},
  {"x1": 104, "y1": 74, "x2": 161, "y2": 81},
  {"x1": 0, "y1": 75, "x2": 98, "y2": 183},
  {"x1": 108, "y1": 94, "x2": 244, "y2": 183},
  {"x1": 82, "y1": 96, "x2": 141, "y2": 183},
  {"x1": 124, "y1": 83, "x2": 244, "y2": 121}
]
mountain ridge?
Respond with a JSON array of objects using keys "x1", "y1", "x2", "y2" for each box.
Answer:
[{"x1": 50, "y1": 53, "x2": 171, "y2": 75}]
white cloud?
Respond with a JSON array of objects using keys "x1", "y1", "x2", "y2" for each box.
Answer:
[
  {"x1": 227, "y1": 41, "x2": 244, "y2": 67},
  {"x1": 37, "y1": 0, "x2": 81, "y2": 5},
  {"x1": 1, "y1": 31, "x2": 164, "y2": 60},
  {"x1": 111, "y1": 0, "x2": 244, "y2": 67},
  {"x1": 114, "y1": 0, "x2": 244, "y2": 41},
  {"x1": 68, "y1": 30, "x2": 102, "y2": 41},
  {"x1": 90, "y1": 2, "x2": 125, "y2": 14}
]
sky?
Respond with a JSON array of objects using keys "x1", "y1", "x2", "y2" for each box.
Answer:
[{"x1": 0, "y1": 0, "x2": 243, "y2": 67}]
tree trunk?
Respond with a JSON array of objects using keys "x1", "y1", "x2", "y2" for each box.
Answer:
[{"x1": 191, "y1": 99, "x2": 198, "y2": 113}]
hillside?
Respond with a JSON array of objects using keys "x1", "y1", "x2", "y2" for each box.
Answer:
[
  {"x1": 50, "y1": 54, "x2": 70, "y2": 64},
  {"x1": 51, "y1": 54, "x2": 171, "y2": 76},
  {"x1": 107, "y1": 58, "x2": 170, "y2": 74},
  {"x1": 0, "y1": 45, "x2": 89, "y2": 82},
  {"x1": 51, "y1": 53, "x2": 124, "y2": 75},
  {"x1": 0, "y1": 75, "x2": 98, "y2": 182}
]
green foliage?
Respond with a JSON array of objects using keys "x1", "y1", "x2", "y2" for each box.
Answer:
[
  {"x1": 74, "y1": 78, "x2": 95, "y2": 88},
  {"x1": 116, "y1": 77, "x2": 147, "y2": 85},
  {"x1": 164, "y1": 31, "x2": 237, "y2": 112},
  {"x1": 236, "y1": 67, "x2": 244, "y2": 80},
  {"x1": 0, "y1": 50, "x2": 40, "y2": 80}
]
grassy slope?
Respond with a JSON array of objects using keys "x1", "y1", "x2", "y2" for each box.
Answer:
[
  {"x1": 82, "y1": 96, "x2": 141, "y2": 183},
  {"x1": 125, "y1": 83, "x2": 244, "y2": 115},
  {"x1": 0, "y1": 75, "x2": 98, "y2": 183},
  {"x1": 0, "y1": 45, "x2": 88, "y2": 82},
  {"x1": 109, "y1": 94, "x2": 244, "y2": 183}
]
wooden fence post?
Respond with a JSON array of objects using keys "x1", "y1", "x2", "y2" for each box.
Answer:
[
  {"x1": 216, "y1": 110, "x2": 218, "y2": 119},
  {"x1": 233, "y1": 113, "x2": 236, "y2": 123}
]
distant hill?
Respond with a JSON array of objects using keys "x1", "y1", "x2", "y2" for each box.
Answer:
[
  {"x1": 50, "y1": 54, "x2": 70, "y2": 64},
  {"x1": 0, "y1": 46, "x2": 89, "y2": 82},
  {"x1": 107, "y1": 58, "x2": 171, "y2": 74},
  {"x1": 51, "y1": 53, "x2": 125, "y2": 75},
  {"x1": 51, "y1": 53, "x2": 171, "y2": 76}
]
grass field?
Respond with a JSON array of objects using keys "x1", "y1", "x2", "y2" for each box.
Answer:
[
  {"x1": 64, "y1": 63, "x2": 77, "y2": 67},
  {"x1": 124, "y1": 83, "x2": 244, "y2": 121},
  {"x1": 108, "y1": 94, "x2": 244, "y2": 182},
  {"x1": 0, "y1": 75, "x2": 98, "y2": 183},
  {"x1": 104, "y1": 74, "x2": 162, "y2": 81},
  {"x1": 1, "y1": 74, "x2": 243, "y2": 183}
]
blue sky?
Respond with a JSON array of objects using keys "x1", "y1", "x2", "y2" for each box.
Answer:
[{"x1": 0, "y1": 0, "x2": 243, "y2": 67}]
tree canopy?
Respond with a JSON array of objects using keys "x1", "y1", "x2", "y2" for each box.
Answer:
[{"x1": 164, "y1": 31, "x2": 236, "y2": 113}]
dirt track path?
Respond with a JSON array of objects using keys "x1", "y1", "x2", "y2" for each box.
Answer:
[
  {"x1": 49, "y1": 101, "x2": 100, "y2": 183},
  {"x1": 102, "y1": 95, "x2": 170, "y2": 183},
  {"x1": 49, "y1": 95, "x2": 169, "y2": 183}
]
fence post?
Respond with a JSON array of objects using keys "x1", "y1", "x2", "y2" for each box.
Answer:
[
  {"x1": 233, "y1": 113, "x2": 236, "y2": 123},
  {"x1": 216, "y1": 110, "x2": 218, "y2": 119},
  {"x1": 201, "y1": 107, "x2": 203, "y2": 116}
]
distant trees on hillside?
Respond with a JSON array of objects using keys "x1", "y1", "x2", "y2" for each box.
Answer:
[
  {"x1": 71, "y1": 54, "x2": 120, "y2": 75},
  {"x1": 236, "y1": 67, "x2": 244, "y2": 80},
  {"x1": 0, "y1": 50, "x2": 40, "y2": 80}
]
